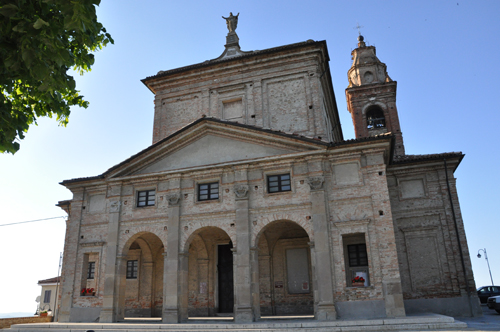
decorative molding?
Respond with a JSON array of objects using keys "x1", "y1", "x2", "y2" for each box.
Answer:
[
  {"x1": 109, "y1": 200, "x2": 121, "y2": 213},
  {"x1": 307, "y1": 176, "x2": 324, "y2": 191},
  {"x1": 166, "y1": 192, "x2": 181, "y2": 206},
  {"x1": 333, "y1": 219, "x2": 371, "y2": 228},
  {"x1": 399, "y1": 225, "x2": 438, "y2": 234},
  {"x1": 80, "y1": 241, "x2": 106, "y2": 247},
  {"x1": 233, "y1": 184, "x2": 249, "y2": 199}
]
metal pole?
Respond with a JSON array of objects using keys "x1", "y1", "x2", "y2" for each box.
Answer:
[
  {"x1": 478, "y1": 248, "x2": 495, "y2": 286},
  {"x1": 54, "y1": 252, "x2": 63, "y2": 322}
]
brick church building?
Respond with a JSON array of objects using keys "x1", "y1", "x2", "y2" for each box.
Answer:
[{"x1": 56, "y1": 18, "x2": 481, "y2": 323}]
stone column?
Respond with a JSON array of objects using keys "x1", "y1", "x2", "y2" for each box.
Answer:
[
  {"x1": 233, "y1": 167, "x2": 254, "y2": 322},
  {"x1": 307, "y1": 172, "x2": 337, "y2": 320},
  {"x1": 178, "y1": 252, "x2": 189, "y2": 321},
  {"x1": 163, "y1": 190, "x2": 181, "y2": 323},
  {"x1": 115, "y1": 255, "x2": 127, "y2": 321},
  {"x1": 250, "y1": 246, "x2": 261, "y2": 320},
  {"x1": 100, "y1": 192, "x2": 123, "y2": 322}
]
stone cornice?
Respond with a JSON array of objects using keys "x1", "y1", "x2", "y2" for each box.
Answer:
[
  {"x1": 80, "y1": 241, "x2": 106, "y2": 247},
  {"x1": 333, "y1": 219, "x2": 371, "y2": 228}
]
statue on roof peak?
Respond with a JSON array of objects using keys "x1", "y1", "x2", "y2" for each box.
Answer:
[{"x1": 222, "y1": 12, "x2": 239, "y2": 33}]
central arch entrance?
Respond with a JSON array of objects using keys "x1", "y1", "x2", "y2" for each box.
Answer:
[
  {"x1": 184, "y1": 226, "x2": 233, "y2": 317},
  {"x1": 256, "y1": 220, "x2": 313, "y2": 316}
]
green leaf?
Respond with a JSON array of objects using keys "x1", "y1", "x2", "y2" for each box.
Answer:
[
  {"x1": 0, "y1": 4, "x2": 18, "y2": 18},
  {"x1": 33, "y1": 18, "x2": 50, "y2": 29},
  {"x1": 0, "y1": 0, "x2": 113, "y2": 154}
]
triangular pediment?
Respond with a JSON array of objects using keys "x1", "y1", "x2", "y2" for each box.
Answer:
[
  {"x1": 134, "y1": 134, "x2": 295, "y2": 174},
  {"x1": 105, "y1": 118, "x2": 327, "y2": 178}
]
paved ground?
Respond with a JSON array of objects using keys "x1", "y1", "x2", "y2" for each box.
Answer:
[{"x1": 454, "y1": 304, "x2": 500, "y2": 331}]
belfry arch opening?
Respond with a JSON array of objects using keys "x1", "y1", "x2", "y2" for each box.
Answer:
[
  {"x1": 118, "y1": 232, "x2": 164, "y2": 318},
  {"x1": 366, "y1": 105, "x2": 386, "y2": 130},
  {"x1": 183, "y1": 226, "x2": 234, "y2": 317},
  {"x1": 256, "y1": 220, "x2": 313, "y2": 316}
]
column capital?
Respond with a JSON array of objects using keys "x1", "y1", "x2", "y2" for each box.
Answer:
[
  {"x1": 166, "y1": 192, "x2": 181, "y2": 206},
  {"x1": 234, "y1": 184, "x2": 249, "y2": 200},
  {"x1": 307, "y1": 176, "x2": 325, "y2": 191}
]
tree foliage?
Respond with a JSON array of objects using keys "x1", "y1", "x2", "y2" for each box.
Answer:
[{"x1": 0, "y1": 0, "x2": 113, "y2": 153}]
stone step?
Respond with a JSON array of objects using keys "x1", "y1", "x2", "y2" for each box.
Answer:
[{"x1": 6, "y1": 315, "x2": 468, "y2": 332}]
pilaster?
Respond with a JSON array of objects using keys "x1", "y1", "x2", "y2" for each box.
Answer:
[
  {"x1": 307, "y1": 159, "x2": 336, "y2": 320},
  {"x1": 163, "y1": 178, "x2": 182, "y2": 323},
  {"x1": 100, "y1": 184, "x2": 123, "y2": 323},
  {"x1": 233, "y1": 167, "x2": 254, "y2": 322}
]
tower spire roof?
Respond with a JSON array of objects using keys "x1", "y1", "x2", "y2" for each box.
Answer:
[{"x1": 347, "y1": 37, "x2": 392, "y2": 88}]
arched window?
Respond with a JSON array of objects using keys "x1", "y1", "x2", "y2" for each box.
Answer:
[{"x1": 366, "y1": 106, "x2": 385, "y2": 129}]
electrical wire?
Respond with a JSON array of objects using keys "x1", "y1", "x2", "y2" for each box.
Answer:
[{"x1": 0, "y1": 216, "x2": 66, "y2": 227}]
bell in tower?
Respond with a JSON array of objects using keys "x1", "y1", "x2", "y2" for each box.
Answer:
[{"x1": 345, "y1": 35, "x2": 405, "y2": 157}]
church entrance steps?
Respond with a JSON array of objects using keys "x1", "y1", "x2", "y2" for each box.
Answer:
[{"x1": 6, "y1": 314, "x2": 468, "y2": 332}]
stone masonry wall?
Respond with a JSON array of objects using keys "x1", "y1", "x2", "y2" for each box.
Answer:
[
  {"x1": 60, "y1": 138, "x2": 403, "y2": 319},
  {"x1": 151, "y1": 48, "x2": 333, "y2": 144},
  {"x1": 387, "y1": 163, "x2": 478, "y2": 301}
]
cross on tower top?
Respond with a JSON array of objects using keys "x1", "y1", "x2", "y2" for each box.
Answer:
[{"x1": 354, "y1": 22, "x2": 364, "y2": 36}]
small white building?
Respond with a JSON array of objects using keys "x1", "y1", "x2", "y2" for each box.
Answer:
[{"x1": 37, "y1": 277, "x2": 60, "y2": 315}]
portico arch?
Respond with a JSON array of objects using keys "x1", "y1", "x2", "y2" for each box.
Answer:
[
  {"x1": 181, "y1": 226, "x2": 233, "y2": 317},
  {"x1": 254, "y1": 220, "x2": 314, "y2": 316},
  {"x1": 116, "y1": 232, "x2": 165, "y2": 319}
]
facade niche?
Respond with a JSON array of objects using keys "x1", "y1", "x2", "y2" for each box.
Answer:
[{"x1": 342, "y1": 233, "x2": 369, "y2": 287}]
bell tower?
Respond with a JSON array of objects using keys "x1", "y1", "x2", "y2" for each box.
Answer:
[{"x1": 345, "y1": 35, "x2": 405, "y2": 157}]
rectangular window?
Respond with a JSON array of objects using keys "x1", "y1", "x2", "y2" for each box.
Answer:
[
  {"x1": 267, "y1": 174, "x2": 291, "y2": 193},
  {"x1": 126, "y1": 260, "x2": 138, "y2": 279},
  {"x1": 198, "y1": 182, "x2": 219, "y2": 201},
  {"x1": 43, "y1": 290, "x2": 51, "y2": 303},
  {"x1": 137, "y1": 190, "x2": 155, "y2": 207},
  {"x1": 343, "y1": 234, "x2": 370, "y2": 287},
  {"x1": 87, "y1": 261, "x2": 95, "y2": 279},
  {"x1": 348, "y1": 244, "x2": 368, "y2": 267}
]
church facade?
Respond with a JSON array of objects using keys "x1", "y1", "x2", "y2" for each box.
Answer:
[{"x1": 56, "y1": 21, "x2": 481, "y2": 323}]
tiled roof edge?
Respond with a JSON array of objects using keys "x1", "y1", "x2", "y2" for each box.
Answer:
[
  {"x1": 142, "y1": 40, "x2": 327, "y2": 84},
  {"x1": 60, "y1": 118, "x2": 393, "y2": 185}
]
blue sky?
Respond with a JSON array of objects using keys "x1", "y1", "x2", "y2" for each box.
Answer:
[{"x1": 1, "y1": 0, "x2": 499, "y2": 315}]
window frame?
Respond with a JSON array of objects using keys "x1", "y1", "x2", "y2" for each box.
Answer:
[
  {"x1": 197, "y1": 182, "x2": 219, "y2": 202},
  {"x1": 43, "y1": 290, "x2": 51, "y2": 303},
  {"x1": 347, "y1": 243, "x2": 368, "y2": 267},
  {"x1": 126, "y1": 260, "x2": 139, "y2": 279},
  {"x1": 267, "y1": 173, "x2": 292, "y2": 194},
  {"x1": 342, "y1": 233, "x2": 370, "y2": 287},
  {"x1": 87, "y1": 261, "x2": 95, "y2": 279},
  {"x1": 136, "y1": 189, "x2": 156, "y2": 208}
]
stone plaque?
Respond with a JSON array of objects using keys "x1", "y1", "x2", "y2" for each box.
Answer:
[{"x1": 223, "y1": 99, "x2": 243, "y2": 120}]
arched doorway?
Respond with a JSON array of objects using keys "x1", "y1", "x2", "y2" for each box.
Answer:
[
  {"x1": 256, "y1": 220, "x2": 313, "y2": 316},
  {"x1": 118, "y1": 232, "x2": 164, "y2": 318},
  {"x1": 183, "y1": 226, "x2": 233, "y2": 317}
]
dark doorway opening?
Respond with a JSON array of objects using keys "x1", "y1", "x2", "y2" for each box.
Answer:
[{"x1": 218, "y1": 243, "x2": 234, "y2": 313}]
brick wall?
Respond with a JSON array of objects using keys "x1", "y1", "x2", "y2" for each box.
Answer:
[{"x1": 0, "y1": 316, "x2": 52, "y2": 330}]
